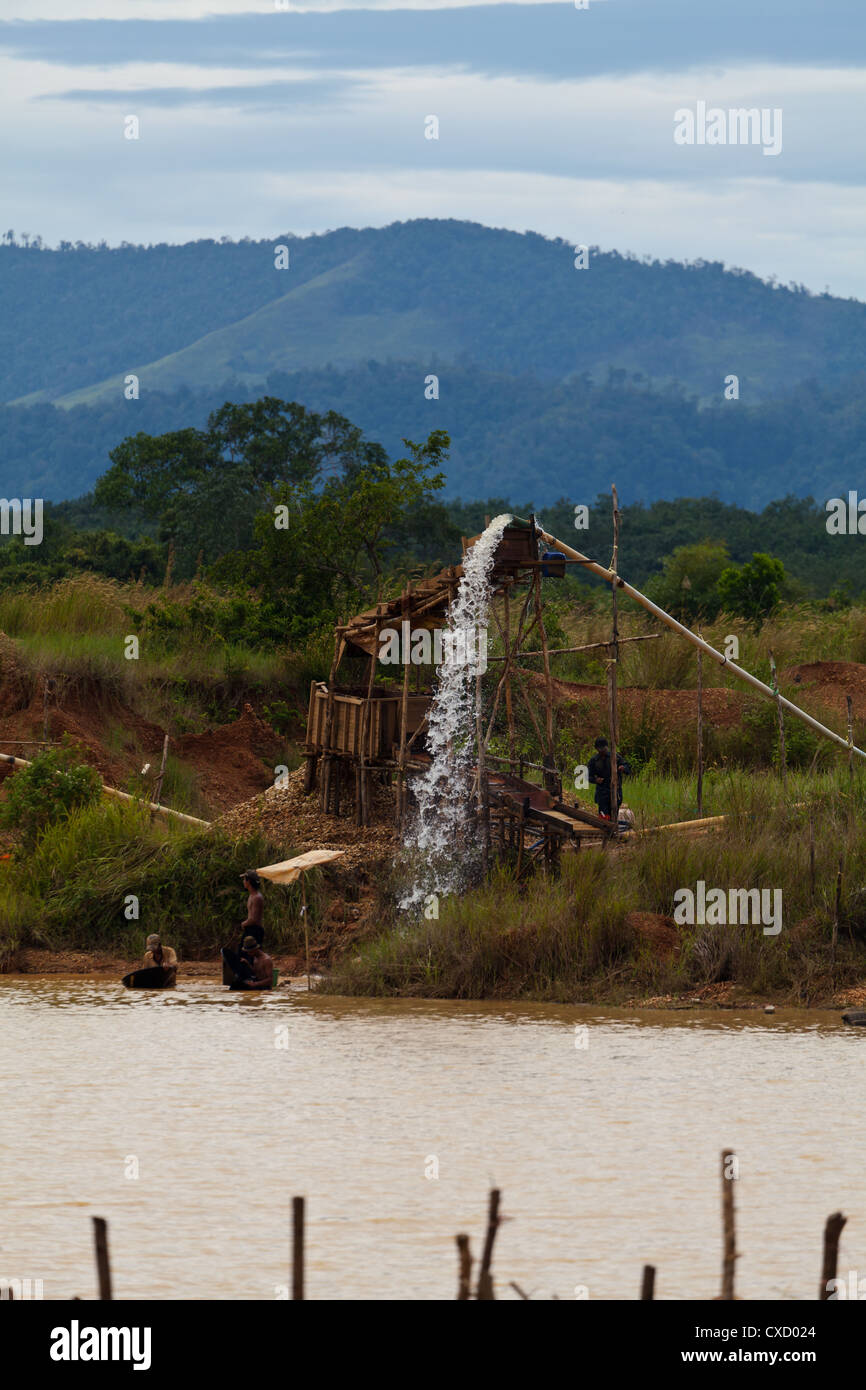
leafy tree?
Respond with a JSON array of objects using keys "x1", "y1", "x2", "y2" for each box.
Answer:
[
  {"x1": 717, "y1": 553, "x2": 786, "y2": 629},
  {"x1": 644, "y1": 539, "x2": 730, "y2": 623},
  {"x1": 0, "y1": 744, "x2": 102, "y2": 849},
  {"x1": 95, "y1": 399, "x2": 390, "y2": 574},
  {"x1": 216, "y1": 430, "x2": 450, "y2": 638}
]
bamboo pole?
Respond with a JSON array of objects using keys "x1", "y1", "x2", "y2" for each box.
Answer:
[
  {"x1": 819, "y1": 1211, "x2": 847, "y2": 1300},
  {"x1": 532, "y1": 523, "x2": 866, "y2": 763},
  {"x1": 476, "y1": 658, "x2": 489, "y2": 875},
  {"x1": 607, "y1": 486, "x2": 620, "y2": 834},
  {"x1": 320, "y1": 632, "x2": 345, "y2": 812},
  {"x1": 42, "y1": 676, "x2": 54, "y2": 743},
  {"x1": 302, "y1": 877, "x2": 311, "y2": 992},
  {"x1": 720, "y1": 1150, "x2": 737, "y2": 1301},
  {"x1": 832, "y1": 858, "x2": 842, "y2": 971},
  {"x1": 640, "y1": 1265, "x2": 656, "y2": 1300},
  {"x1": 770, "y1": 652, "x2": 787, "y2": 787},
  {"x1": 484, "y1": 634, "x2": 660, "y2": 661},
  {"x1": 476, "y1": 1188, "x2": 501, "y2": 1301},
  {"x1": 696, "y1": 647, "x2": 704, "y2": 817},
  {"x1": 847, "y1": 695, "x2": 854, "y2": 784},
  {"x1": 503, "y1": 587, "x2": 516, "y2": 772},
  {"x1": 809, "y1": 812, "x2": 816, "y2": 898},
  {"x1": 397, "y1": 586, "x2": 413, "y2": 829},
  {"x1": 359, "y1": 603, "x2": 383, "y2": 828},
  {"x1": 92, "y1": 1217, "x2": 112, "y2": 1301},
  {"x1": 152, "y1": 733, "x2": 170, "y2": 807},
  {"x1": 484, "y1": 584, "x2": 535, "y2": 750},
  {"x1": 292, "y1": 1196, "x2": 305, "y2": 1300},
  {"x1": 456, "y1": 1234, "x2": 472, "y2": 1300},
  {"x1": 532, "y1": 561, "x2": 555, "y2": 778}
]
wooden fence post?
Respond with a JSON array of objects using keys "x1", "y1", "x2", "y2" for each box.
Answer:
[
  {"x1": 456, "y1": 1234, "x2": 472, "y2": 1300},
  {"x1": 292, "y1": 1196, "x2": 305, "y2": 1300},
  {"x1": 819, "y1": 1211, "x2": 846, "y2": 1300},
  {"x1": 92, "y1": 1216, "x2": 112, "y2": 1301},
  {"x1": 720, "y1": 1150, "x2": 737, "y2": 1301},
  {"x1": 476, "y1": 1188, "x2": 501, "y2": 1300}
]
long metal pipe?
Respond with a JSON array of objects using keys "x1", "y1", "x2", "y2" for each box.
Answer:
[{"x1": 533, "y1": 525, "x2": 866, "y2": 762}]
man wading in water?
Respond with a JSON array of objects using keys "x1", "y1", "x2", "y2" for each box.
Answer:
[
  {"x1": 587, "y1": 735, "x2": 629, "y2": 821},
  {"x1": 237, "y1": 936, "x2": 274, "y2": 991}
]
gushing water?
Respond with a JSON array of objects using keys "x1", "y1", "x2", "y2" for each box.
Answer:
[{"x1": 400, "y1": 513, "x2": 512, "y2": 909}]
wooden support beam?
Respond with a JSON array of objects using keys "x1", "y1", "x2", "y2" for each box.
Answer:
[
  {"x1": 608, "y1": 485, "x2": 620, "y2": 837},
  {"x1": 696, "y1": 647, "x2": 704, "y2": 817}
]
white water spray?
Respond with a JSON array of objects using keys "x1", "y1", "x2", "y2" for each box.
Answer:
[{"x1": 400, "y1": 513, "x2": 512, "y2": 909}]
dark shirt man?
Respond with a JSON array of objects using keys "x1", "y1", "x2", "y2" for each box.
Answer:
[{"x1": 587, "y1": 737, "x2": 629, "y2": 819}]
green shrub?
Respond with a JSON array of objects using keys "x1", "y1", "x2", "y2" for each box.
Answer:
[{"x1": 0, "y1": 743, "x2": 102, "y2": 848}]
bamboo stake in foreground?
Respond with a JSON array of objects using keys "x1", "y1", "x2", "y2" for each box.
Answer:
[
  {"x1": 455, "y1": 1234, "x2": 473, "y2": 1300},
  {"x1": 641, "y1": 1265, "x2": 656, "y2": 1300},
  {"x1": 819, "y1": 1211, "x2": 846, "y2": 1300},
  {"x1": 476, "y1": 1188, "x2": 501, "y2": 1301},
  {"x1": 720, "y1": 1150, "x2": 737, "y2": 1301},
  {"x1": 292, "y1": 1196, "x2": 305, "y2": 1300},
  {"x1": 92, "y1": 1217, "x2": 112, "y2": 1301}
]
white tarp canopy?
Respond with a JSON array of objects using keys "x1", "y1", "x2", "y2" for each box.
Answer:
[{"x1": 256, "y1": 849, "x2": 345, "y2": 885}]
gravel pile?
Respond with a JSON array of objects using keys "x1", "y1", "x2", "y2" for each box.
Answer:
[{"x1": 216, "y1": 766, "x2": 400, "y2": 870}]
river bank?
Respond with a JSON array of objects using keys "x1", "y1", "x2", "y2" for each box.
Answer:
[
  {"x1": 3, "y1": 947, "x2": 318, "y2": 981},
  {"x1": 6, "y1": 949, "x2": 866, "y2": 1014}
]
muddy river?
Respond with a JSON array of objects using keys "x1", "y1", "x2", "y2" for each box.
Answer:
[{"x1": 1, "y1": 978, "x2": 862, "y2": 1300}]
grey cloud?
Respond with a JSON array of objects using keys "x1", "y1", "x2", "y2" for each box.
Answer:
[
  {"x1": 44, "y1": 77, "x2": 368, "y2": 110},
  {"x1": 2, "y1": 2, "x2": 865, "y2": 83}
]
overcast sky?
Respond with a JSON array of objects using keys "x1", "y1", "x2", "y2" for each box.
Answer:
[{"x1": 0, "y1": 0, "x2": 863, "y2": 296}]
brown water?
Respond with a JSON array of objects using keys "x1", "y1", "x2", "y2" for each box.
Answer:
[{"x1": 1, "y1": 977, "x2": 863, "y2": 1300}]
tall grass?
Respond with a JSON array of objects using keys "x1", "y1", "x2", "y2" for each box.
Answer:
[
  {"x1": 325, "y1": 774, "x2": 866, "y2": 1004},
  {"x1": 0, "y1": 800, "x2": 318, "y2": 963},
  {"x1": 0, "y1": 575, "x2": 301, "y2": 732}
]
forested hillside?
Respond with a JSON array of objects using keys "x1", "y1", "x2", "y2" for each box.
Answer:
[
  {"x1": 4, "y1": 366, "x2": 865, "y2": 508},
  {"x1": 4, "y1": 219, "x2": 866, "y2": 505}
]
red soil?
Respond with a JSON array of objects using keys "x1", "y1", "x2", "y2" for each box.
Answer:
[
  {"x1": 782, "y1": 661, "x2": 866, "y2": 719},
  {"x1": 525, "y1": 671, "x2": 747, "y2": 732}
]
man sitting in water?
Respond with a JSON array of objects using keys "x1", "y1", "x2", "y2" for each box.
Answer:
[
  {"x1": 239, "y1": 870, "x2": 265, "y2": 946},
  {"x1": 237, "y1": 934, "x2": 273, "y2": 989},
  {"x1": 144, "y1": 934, "x2": 177, "y2": 968}
]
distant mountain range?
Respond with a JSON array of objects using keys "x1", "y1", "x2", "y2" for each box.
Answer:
[{"x1": 3, "y1": 220, "x2": 865, "y2": 504}]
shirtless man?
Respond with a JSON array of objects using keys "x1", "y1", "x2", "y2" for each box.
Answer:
[
  {"x1": 238, "y1": 936, "x2": 274, "y2": 991},
  {"x1": 144, "y1": 934, "x2": 177, "y2": 968},
  {"x1": 240, "y1": 871, "x2": 264, "y2": 945}
]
